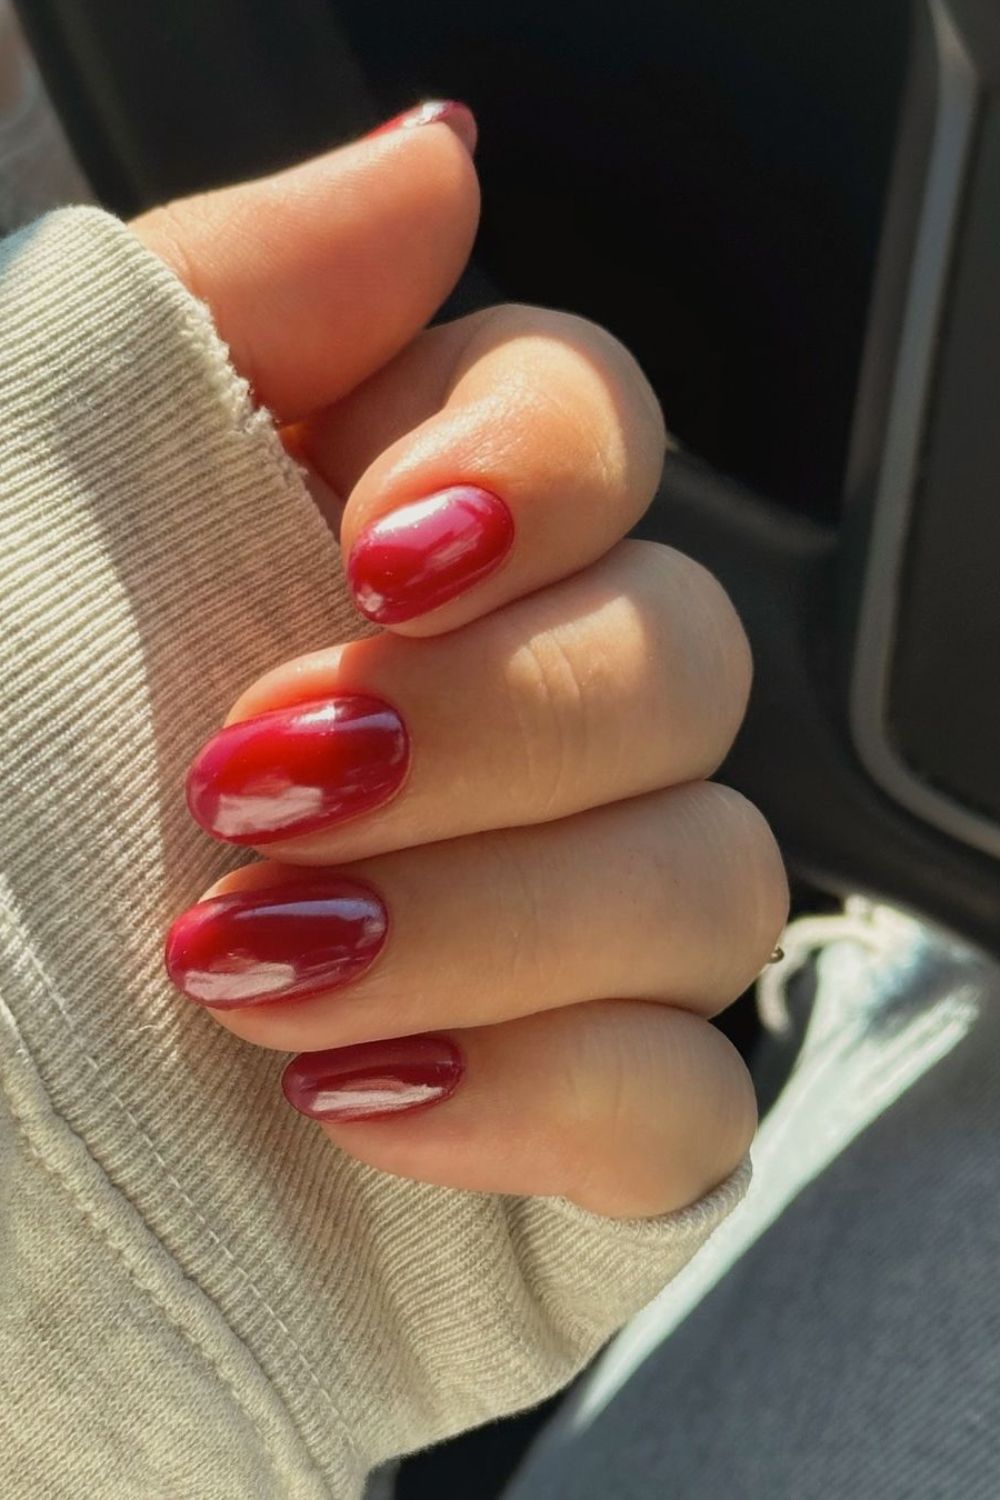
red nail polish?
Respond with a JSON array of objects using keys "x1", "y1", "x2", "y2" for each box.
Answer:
[
  {"x1": 348, "y1": 486, "x2": 514, "y2": 624},
  {"x1": 282, "y1": 1036, "x2": 463, "y2": 1121},
  {"x1": 186, "y1": 695, "x2": 409, "y2": 844},
  {"x1": 165, "y1": 879, "x2": 388, "y2": 1009},
  {"x1": 367, "y1": 99, "x2": 477, "y2": 155}
]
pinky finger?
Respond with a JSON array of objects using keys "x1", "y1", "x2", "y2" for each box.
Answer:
[{"x1": 281, "y1": 1000, "x2": 757, "y2": 1220}]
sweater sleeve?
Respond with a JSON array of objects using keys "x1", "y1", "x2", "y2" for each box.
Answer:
[{"x1": 0, "y1": 208, "x2": 749, "y2": 1499}]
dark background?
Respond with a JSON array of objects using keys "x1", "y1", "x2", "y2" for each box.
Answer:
[{"x1": 16, "y1": 0, "x2": 911, "y2": 526}]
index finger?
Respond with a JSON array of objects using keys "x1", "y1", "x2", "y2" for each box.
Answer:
[{"x1": 304, "y1": 305, "x2": 668, "y2": 635}]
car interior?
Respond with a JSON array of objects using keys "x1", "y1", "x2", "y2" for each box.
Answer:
[{"x1": 8, "y1": 1, "x2": 999, "y2": 1492}]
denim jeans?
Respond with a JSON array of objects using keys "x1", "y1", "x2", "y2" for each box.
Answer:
[{"x1": 504, "y1": 902, "x2": 1000, "y2": 1500}]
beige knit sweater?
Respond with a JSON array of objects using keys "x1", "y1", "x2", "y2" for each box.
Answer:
[{"x1": 0, "y1": 208, "x2": 748, "y2": 1499}]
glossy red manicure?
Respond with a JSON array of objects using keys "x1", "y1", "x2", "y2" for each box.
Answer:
[
  {"x1": 186, "y1": 695, "x2": 409, "y2": 844},
  {"x1": 282, "y1": 1036, "x2": 463, "y2": 1122},
  {"x1": 348, "y1": 486, "x2": 514, "y2": 624},
  {"x1": 165, "y1": 879, "x2": 388, "y2": 1009},
  {"x1": 367, "y1": 100, "x2": 477, "y2": 154}
]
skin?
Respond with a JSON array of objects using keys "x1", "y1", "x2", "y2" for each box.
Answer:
[{"x1": 134, "y1": 117, "x2": 788, "y2": 1221}]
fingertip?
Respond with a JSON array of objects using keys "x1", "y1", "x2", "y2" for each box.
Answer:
[{"x1": 366, "y1": 100, "x2": 479, "y2": 157}]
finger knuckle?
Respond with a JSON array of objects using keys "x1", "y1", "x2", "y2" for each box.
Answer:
[
  {"x1": 706, "y1": 783, "x2": 790, "y2": 982},
  {"x1": 478, "y1": 827, "x2": 554, "y2": 994},
  {"x1": 468, "y1": 304, "x2": 667, "y2": 505},
  {"x1": 660, "y1": 1014, "x2": 758, "y2": 1205},
  {"x1": 570, "y1": 1008, "x2": 757, "y2": 1216},
  {"x1": 557, "y1": 1005, "x2": 650, "y2": 1211},
  {"x1": 561, "y1": 314, "x2": 668, "y2": 488},
  {"x1": 707, "y1": 1028, "x2": 760, "y2": 1172},
  {"x1": 502, "y1": 627, "x2": 598, "y2": 816},
  {"x1": 642, "y1": 543, "x2": 753, "y2": 753}
]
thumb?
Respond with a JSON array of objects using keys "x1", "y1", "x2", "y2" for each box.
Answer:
[{"x1": 131, "y1": 104, "x2": 480, "y2": 421}]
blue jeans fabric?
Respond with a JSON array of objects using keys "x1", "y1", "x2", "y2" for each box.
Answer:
[{"x1": 504, "y1": 905, "x2": 1000, "y2": 1500}]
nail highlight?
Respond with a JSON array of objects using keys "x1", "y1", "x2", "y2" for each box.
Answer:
[
  {"x1": 165, "y1": 879, "x2": 388, "y2": 1009},
  {"x1": 367, "y1": 100, "x2": 477, "y2": 154},
  {"x1": 282, "y1": 1036, "x2": 463, "y2": 1122},
  {"x1": 186, "y1": 695, "x2": 409, "y2": 844},
  {"x1": 348, "y1": 486, "x2": 514, "y2": 624}
]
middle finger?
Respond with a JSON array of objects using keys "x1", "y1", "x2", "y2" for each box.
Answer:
[{"x1": 186, "y1": 541, "x2": 751, "y2": 865}]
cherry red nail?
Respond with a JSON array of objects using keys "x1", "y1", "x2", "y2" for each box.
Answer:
[
  {"x1": 165, "y1": 879, "x2": 388, "y2": 1009},
  {"x1": 186, "y1": 695, "x2": 409, "y2": 844},
  {"x1": 347, "y1": 486, "x2": 514, "y2": 624},
  {"x1": 366, "y1": 100, "x2": 477, "y2": 154},
  {"x1": 282, "y1": 1036, "x2": 463, "y2": 1122}
]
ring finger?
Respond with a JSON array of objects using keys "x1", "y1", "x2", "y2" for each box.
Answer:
[{"x1": 166, "y1": 781, "x2": 788, "y2": 1054}]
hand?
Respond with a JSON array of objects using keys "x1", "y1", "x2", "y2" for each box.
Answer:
[{"x1": 142, "y1": 103, "x2": 788, "y2": 1221}]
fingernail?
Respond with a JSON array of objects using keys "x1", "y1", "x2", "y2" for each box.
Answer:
[
  {"x1": 186, "y1": 695, "x2": 409, "y2": 844},
  {"x1": 282, "y1": 1036, "x2": 463, "y2": 1121},
  {"x1": 165, "y1": 879, "x2": 388, "y2": 1009},
  {"x1": 348, "y1": 486, "x2": 514, "y2": 624},
  {"x1": 366, "y1": 99, "x2": 477, "y2": 155}
]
